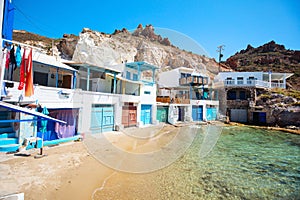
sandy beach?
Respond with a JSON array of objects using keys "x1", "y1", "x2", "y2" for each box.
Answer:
[
  {"x1": 0, "y1": 124, "x2": 181, "y2": 200},
  {"x1": 1, "y1": 123, "x2": 299, "y2": 200}
]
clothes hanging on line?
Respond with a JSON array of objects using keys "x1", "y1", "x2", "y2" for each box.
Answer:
[
  {"x1": 18, "y1": 49, "x2": 26, "y2": 90},
  {"x1": 1, "y1": 43, "x2": 34, "y2": 97},
  {"x1": 16, "y1": 45, "x2": 22, "y2": 68},
  {"x1": 24, "y1": 49, "x2": 34, "y2": 97}
]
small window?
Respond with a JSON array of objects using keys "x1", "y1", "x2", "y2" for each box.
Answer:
[
  {"x1": 126, "y1": 71, "x2": 131, "y2": 79},
  {"x1": 237, "y1": 77, "x2": 243, "y2": 85},
  {"x1": 133, "y1": 74, "x2": 138, "y2": 81},
  {"x1": 144, "y1": 91, "x2": 151, "y2": 95},
  {"x1": 227, "y1": 90, "x2": 236, "y2": 100}
]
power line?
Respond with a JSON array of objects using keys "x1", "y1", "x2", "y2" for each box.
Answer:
[{"x1": 13, "y1": 3, "x2": 55, "y2": 36}]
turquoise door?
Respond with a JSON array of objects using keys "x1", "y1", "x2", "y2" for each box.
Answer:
[
  {"x1": 157, "y1": 106, "x2": 168, "y2": 123},
  {"x1": 141, "y1": 105, "x2": 152, "y2": 125},
  {"x1": 206, "y1": 107, "x2": 217, "y2": 121},
  {"x1": 91, "y1": 105, "x2": 114, "y2": 133},
  {"x1": 192, "y1": 106, "x2": 203, "y2": 121}
]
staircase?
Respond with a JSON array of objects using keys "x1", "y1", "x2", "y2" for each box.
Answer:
[{"x1": 0, "y1": 111, "x2": 19, "y2": 152}]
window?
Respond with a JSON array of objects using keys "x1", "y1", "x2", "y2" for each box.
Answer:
[
  {"x1": 239, "y1": 91, "x2": 246, "y2": 100},
  {"x1": 227, "y1": 90, "x2": 237, "y2": 100},
  {"x1": 247, "y1": 76, "x2": 256, "y2": 85},
  {"x1": 133, "y1": 74, "x2": 138, "y2": 81},
  {"x1": 34, "y1": 72, "x2": 48, "y2": 86},
  {"x1": 225, "y1": 77, "x2": 234, "y2": 85},
  {"x1": 126, "y1": 71, "x2": 131, "y2": 80},
  {"x1": 144, "y1": 91, "x2": 151, "y2": 95},
  {"x1": 237, "y1": 77, "x2": 243, "y2": 85}
]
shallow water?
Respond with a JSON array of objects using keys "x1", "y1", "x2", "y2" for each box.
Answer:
[{"x1": 94, "y1": 126, "x2": 300, "y2": 200}]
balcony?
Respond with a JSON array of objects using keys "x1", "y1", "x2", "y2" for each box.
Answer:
[
  {"x1": 179, "y1": 76, "x2": 208, "y2": 86},
  {"x1": 222, "y1": 80, "x2": 285, "y2": 89},
  {"x1": 173, "y1": 97, "x2": 190, "y2": 104},
  {"x1": 156, "y1": 96, "x2": 171, "y2": 103}
]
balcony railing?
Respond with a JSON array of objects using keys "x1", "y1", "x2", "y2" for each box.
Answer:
[
  {"x1": 179, "y1": 76, "x2": 208, "y2": 86},
  {"x1": 222, "y1": 80, "x2": 285, "y2": 89}
]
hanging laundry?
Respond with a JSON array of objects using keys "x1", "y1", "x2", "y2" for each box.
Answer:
[
  {"x1": 5, "y1": 45, "x2": 16, "y2": 81},
  {"x1": 18, "y1": 49, "x2": 26, "y2": 90},
  {"x1": 25, "y1": 49, "x2": 34, "y2": 97},
  {"x1": 5, "y1": 50, "x2": 10, "y2": 69},
  {"x1": 9, "y1": 45, "x2": 16, "y2": 67},
  {"x1": 15, "y1": 45, "x2": 22, "y2": 67}
]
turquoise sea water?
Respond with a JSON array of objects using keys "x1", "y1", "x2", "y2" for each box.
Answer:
[
  {"x1": 185, "y1": 126, "x2": 300, "y2": 199},
  {"x1": 95, "y1": 126, "x2": 300, "y2": 200}
]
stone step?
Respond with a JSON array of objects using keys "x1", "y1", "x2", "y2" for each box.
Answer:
[
  {"x1": 0, "y1": 138, "x2": 18, "y2": 146},
  {"x1": 0, "y1": 144, "x2": 20, "y2": 152},
  {"x1": 0, "y1": 133, "x2": 16, "y2": 139},
  {"x1": 0, "y1": 127, "x2": 14, "y2": 134}
]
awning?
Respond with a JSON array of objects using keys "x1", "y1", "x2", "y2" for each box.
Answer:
[
  {"x1": 125, "y1": 61, "x2": 159, "y2": 71},
  {"x1": 106, "y1": 73, "x2": 143, "y2": 85},
  {"x1": 0, "y1": 102, "x2": 67, "y2": 124},
  {"x1": 32, "y1": 51, "x2": 77, "y2": 72},
  {"x1": 64, "y1": 61, "x2": 121, "y2": 74}
]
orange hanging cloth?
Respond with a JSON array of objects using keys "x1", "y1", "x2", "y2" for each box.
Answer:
[{"x1": 25, "y1": 49, "x2": 34, "y2": 97}]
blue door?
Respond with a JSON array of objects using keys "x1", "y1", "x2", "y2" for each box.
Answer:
[
  {"x1": 206, "y1": 107, "x2": 217, "y2": 121},
  {"x1": 192, "y1": 106, "x2": 203, "y2": 121},
  {"x1": 91, "y1": 105, "x2": 114, "y2": 133},
  {"x1": 141, "y1": 105, "x2": 152, "y2": 125},
  {"x1": 259, "y1": 112, "x2": 266, "y2": 124}
]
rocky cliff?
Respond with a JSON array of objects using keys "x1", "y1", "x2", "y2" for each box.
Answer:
[
  {"x1": 72, "y1": 24, "x2": 225, "y2": 79},
  {"x1": 13, "y1": 25, "x2": 226, "y2": 79},
  {"x1": 225, "y1": 41, "x2": 300, "y2": 89}
]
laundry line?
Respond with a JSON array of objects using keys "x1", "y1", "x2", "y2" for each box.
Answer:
[{"x1": 1, "y1": 38, "x2": 43, "y2": 51}]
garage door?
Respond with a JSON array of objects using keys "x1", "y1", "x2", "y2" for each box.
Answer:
[
  {"x1": 91, "y1": 105, "x2": 114, "y2": 133},
  {"x1": 141, "y1": 105, "x2": 152, "y2": 125},
  {"x1": 230, "y1": 109, "x2": 247, "y2": 123},
  {"x1": 122, "y1": 103, "x2": 137, "y2": 127},
  {"x1": 157, "y1": 106, "x2": 168, "y2": 123},
  {"x1": 206, "y1": 107, "x2": 217, "y2": 121},
  {"x1": 192, "y1": 106, "x2": 203, "y2": 121}
]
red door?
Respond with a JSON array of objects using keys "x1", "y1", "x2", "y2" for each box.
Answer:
[{"x1": 122, "y1": 103, "x2": 137, "y2": 127}]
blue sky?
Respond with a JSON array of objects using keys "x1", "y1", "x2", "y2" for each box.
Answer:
[{"x1": 13, "y1": 0, "x2": 300, "y2": 60}]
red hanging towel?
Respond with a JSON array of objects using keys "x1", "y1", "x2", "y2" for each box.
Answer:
[
  {"x1": 5, "y1": 51, "x2": 10, "y2": 69},
  {"x1": 25, "y1": 49, "x2": 34, "y2": 97},
  {"x1": 18, "y1": 49, "x2": 26, "y2": 90}
]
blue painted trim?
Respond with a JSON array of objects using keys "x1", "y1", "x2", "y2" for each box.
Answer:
[
  {"x1": 56, "y1": 68, "x2": 59, "y2": 88},
  {"x1": 73, "y1": 71, "x2": 77, "y2": 89},
  {"x1": 137, "y1": 63, "x2": 141, "y2": 80},
  {"x1": 43, "y1": 135, "x2": 81, "y2": 146},
  {"x1": 113, "y1": 73, "x2": 117, "y2": 94},
  {"x1": 87, "y1": 68, "x2": 90, "y2": 90},
  {"x1": 0, "y1": 119, "x2": 40, "y2": 123},
  {"x1": 0, "y1": 144, "x2": 20, "y2": 152}
]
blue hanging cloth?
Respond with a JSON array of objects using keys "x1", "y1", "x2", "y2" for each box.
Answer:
[{"x1": 15, "y1": 45, "x2": 22, "y2": 67}]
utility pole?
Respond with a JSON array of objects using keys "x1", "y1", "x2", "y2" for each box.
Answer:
[{"x1": 217, "y1": 45, "x2": 225, "y2": 72}]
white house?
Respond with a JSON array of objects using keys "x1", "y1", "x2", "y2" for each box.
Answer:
[
  {"x1": 214, "y1": 71, "x2": 293, "y2": 89},
  {"x1": 214, "y1": 71, "x2": 293, "y2": 124},
  {"x1": 157, "y1": 67, "x2": 219, "y2": 124}
]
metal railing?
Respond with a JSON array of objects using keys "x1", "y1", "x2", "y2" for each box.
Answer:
[{"x1": 222, "y1": 80, "x2": 285, "y2": 89}]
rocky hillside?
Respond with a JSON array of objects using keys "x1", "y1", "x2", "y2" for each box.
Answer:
[
  {"x1": 13, "y1": 30, "x2": 79, "y2": 60},
  {"x1": 13, "y1": 25, "x2": 227, "y2": 79},
  {"x1": 225, "y1": 41, "x2": 300, "y2": 89}
]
